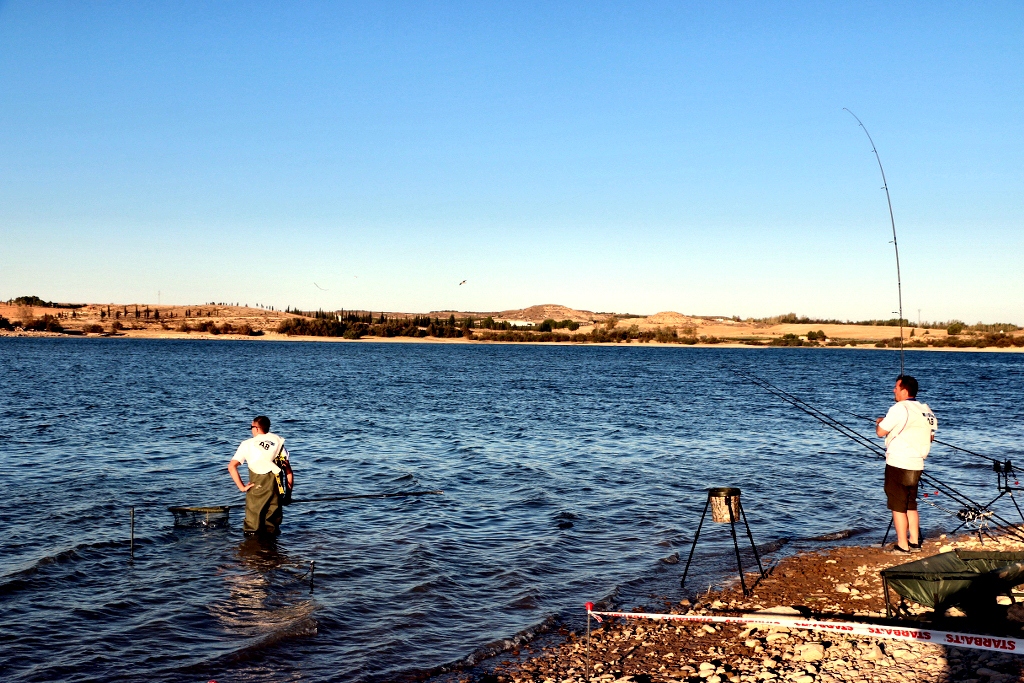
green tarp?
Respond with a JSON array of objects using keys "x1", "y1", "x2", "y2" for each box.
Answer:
[{"x1": 881, "y1": 550, "x2": 1024, "y2": 611}]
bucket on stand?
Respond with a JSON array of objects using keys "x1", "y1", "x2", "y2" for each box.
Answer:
[{"x1": 708, "y1": 487, "x2": 742, "y2": 523}]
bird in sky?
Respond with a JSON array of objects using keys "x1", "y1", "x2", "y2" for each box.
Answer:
[
  {"x1": 459, "y1": 280, "x2": 467, "y2": 286},
  {"x1": 313, "y1": 282, "x2": 327, "y2": 291}
]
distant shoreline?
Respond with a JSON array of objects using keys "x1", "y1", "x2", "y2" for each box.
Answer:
[
  {"x1": 3, "y1": 329, "x2": 1022, "y2": 352},
  {"x1": 4, "y1": 300, "x2": 1021, "y2": 351}
]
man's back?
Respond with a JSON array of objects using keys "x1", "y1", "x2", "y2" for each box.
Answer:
[
  {"x1": 233, "y1": 432, "x2": 287, "y2": 475},
  {"x1": 880, "y1": 399, "x2": 937, "y2": 470}
]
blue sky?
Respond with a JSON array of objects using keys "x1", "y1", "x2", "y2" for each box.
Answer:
[{"x1": 1, "y1": 2, "x2": 1021, "y2": 322}]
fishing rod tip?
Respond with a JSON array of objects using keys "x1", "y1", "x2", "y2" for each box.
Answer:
[{"x1": 585, "y1": 602, "x2": 594, "y2": 612}]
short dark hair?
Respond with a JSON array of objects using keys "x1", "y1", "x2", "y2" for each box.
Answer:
[
  {"x1": 896, "y1": 375, "x2": 918, "y2": 398},
  {"x1": 253, "y1": 415, "x2": 271, "y2": 432}
]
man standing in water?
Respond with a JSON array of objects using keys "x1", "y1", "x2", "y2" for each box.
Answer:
[
  {"x1": 876, "y1": 375, "x2": 937, "y2": 554},
  {"x1": 228, "y1": 416, "x2": 294, "y2": 536}
]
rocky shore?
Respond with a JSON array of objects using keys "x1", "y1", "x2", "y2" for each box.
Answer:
[{"x1": 488, "y1": 532, "x2": 1024, "y2": 683}]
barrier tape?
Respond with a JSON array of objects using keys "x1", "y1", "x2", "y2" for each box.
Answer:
[{"x1": 584, "y1": 604, "x2": 1022, "y2": 655}]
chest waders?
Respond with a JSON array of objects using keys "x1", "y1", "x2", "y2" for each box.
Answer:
[{"x1": 244, "y1": 471, "x2": 283, "y2": 535}]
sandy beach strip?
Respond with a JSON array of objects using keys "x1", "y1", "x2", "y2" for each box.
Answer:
[
  {"x1": 487, "y1": 532, "x2": 1024, "y2": 683},
  {"x1": 4, "y1": 328, "x2": 1024, "y2": 353}
]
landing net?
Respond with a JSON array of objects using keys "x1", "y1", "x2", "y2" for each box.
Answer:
[{"x1": 168, "y1": 505, "x2": 232, "y2": 529}]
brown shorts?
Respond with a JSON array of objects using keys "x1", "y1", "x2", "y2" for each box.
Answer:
[{"x1": 885, "y1": 464, "x2": 921, "y2": 513}]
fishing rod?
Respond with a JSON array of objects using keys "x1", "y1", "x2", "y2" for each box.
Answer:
[
  {"x1": 732, "y1": 368, "x2": 1024, "y2": 541},
  {"x1": 828, "y1": 405, "x2": 1003, "y2": 466},
  {"x1": 734, "y1": 370, "x2": 979, "y2": 517},
  {"x1": 735, "y1": 369, "x2": 979, "y2": 503},
  {"x1": 208, "y1": 489, "x2": 446, "y2": 509},
  {"x1": 289, "y1": 489, "x2": 444, "y2": 505},
  {"x1": 167, "y1": 489, "x2": 444, "y2": 527},
  {"x1": 734, "y1": 367, "x2": 1016, "y2": 535},
  {"x1": 735, "y1": 369, "x2": 887, "y2": 457},
  {"x1": 737, "y1": 367, "x2": 1024, "y2": 538},
  {"x1": 845, "y1": 108, "x2": 905, "y2": 376}
]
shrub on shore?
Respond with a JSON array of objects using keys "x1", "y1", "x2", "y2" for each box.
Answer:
[
  {"x1": 82, "y1": 323, "x2": 103, "y2": 333},
  {"x1": 654, "y1": 326, "x2": 677, "y2": 343},
  {"x1": 969, "y1": 322, "x2": 1020, "y2": 333},
  {"x1": 771, "y1": 333, "x2": 805, "y2": 347},
  {"x1": 174, "y1": 320, "x2": 251, "y2": 335},
  {"x1": 5, "y1": 295, "x2": 84, "y2": 309},
  {"x1": 278, "y1": 317, "x2": 366, "y2": 338},
  {"x1": 266, "y1": 312, "x2": 1024, "y2": 349},
  {"x1": 0, "y1": 316, "x2": 13, "y2": 331},
  {"x1": 23, "y1": 315, "x2": 65, "y2": 333},
  {"x1": 874, "y1": 333, "x2": 1024, "y2": 349},
  {"x1": 236, "y1": 323, "x2": 264, "y2": 336},
  {"x1": 537, "y1": 318, "x2": 580, "y2": 332}
]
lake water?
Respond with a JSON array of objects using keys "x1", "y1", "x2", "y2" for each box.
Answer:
[{"x1": 2, "y1": 339, "x2": 1022, "y2": 682}]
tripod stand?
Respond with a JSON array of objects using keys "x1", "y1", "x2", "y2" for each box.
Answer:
[
  {"x1": 952, "y1": 460, "x2": 1024, "y2": 535},
  {"x1": 680, "y1": 488, "x2": 766, "y2": 596}
]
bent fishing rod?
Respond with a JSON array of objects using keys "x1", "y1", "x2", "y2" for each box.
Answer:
[
  {"x1": 845, "y1": 108, "x2": 905, "y2": 376},
  {"x1": 732, "y1": 368, "x2": 1024, "y2": 541}
]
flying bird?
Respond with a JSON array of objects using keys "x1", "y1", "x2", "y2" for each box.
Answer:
[
  {"x1": 459, "y1": 280, "x2": 467, "y2": 286},
  {"x1": 313, "y1": 282, "x2": 328, "y2": 291}
]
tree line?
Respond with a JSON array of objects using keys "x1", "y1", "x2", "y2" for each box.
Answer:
[{"x1": 754, "y1": 312, "x2": 1020, "y2": 334}]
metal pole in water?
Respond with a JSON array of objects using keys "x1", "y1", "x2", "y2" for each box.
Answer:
[
  {"x1": 309, "y1": 560, "x2": 315, "y2": 591},
  {"x1": 130, "y1": 506, "x2": 135, "y2": 559},
  {"x1": 585, "y1": 602, "x2": 593, "y2": 683}
]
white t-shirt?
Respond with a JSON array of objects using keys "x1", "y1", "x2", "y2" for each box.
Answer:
[
  {"x1": 232, "y1": 432, "x2": 288, "y2": 476},
  {"x1": 879, "y1": 400, "x2": 937, "y2": 470}
]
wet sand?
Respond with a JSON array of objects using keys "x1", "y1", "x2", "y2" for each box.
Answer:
[{"x1": 489, "y1": 531, "x2": 1024, "y2": 683}]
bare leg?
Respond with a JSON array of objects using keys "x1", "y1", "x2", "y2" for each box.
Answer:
[
  {"x1": 892, "y1": 511, "x2": 910, "y2": 549},
  {"x1": 907, "y1": 510, "x2": 920, "y2": 545}
]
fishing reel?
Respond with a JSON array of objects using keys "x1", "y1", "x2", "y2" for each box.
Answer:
[{"x1": 955, "y1": 507, "x2": 993, "y2": 524}]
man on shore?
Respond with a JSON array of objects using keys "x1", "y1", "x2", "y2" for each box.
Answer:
[
  {"x1": 228, "y1": 415, "x2": 293, "y2": 536},
  {"x1": 876, "y1": 375, "x2": 937, "y2": 554}
]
